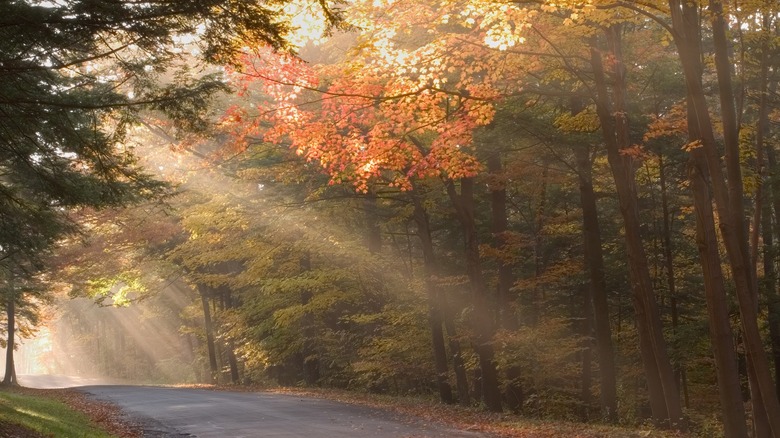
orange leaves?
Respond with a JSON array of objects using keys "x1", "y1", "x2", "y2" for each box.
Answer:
[
  {"x1": 218, "y1": 105, "x2": 259, "y2": 153},
  {"x1": 220, "y1": 105, "x2": 246, "y2": 125},
  {"x1": 618, "y1": 144, "x2": 648, "y2": 160},
  {"x1": 224, "y1": 36, "x2": 500, "y2": 193},
  {"x1": 643, "y1": 103, "x2": 689, "y2": 152},
  {"x1": 219, "y1": 0, "x2": 559, "y2": 193}
]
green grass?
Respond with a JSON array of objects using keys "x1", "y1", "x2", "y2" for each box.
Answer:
[{"x1": 0, "y1": 388, "x2": 114, "y2": 438}]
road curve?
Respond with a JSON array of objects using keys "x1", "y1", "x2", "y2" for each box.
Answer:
[{"x1": 79, "y1": 385, "x2": 491, "y2": 438}]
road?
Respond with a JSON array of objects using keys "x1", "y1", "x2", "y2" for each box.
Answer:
[{"x1": 73, "y1": 385, "x2": 490, "y2": 438}]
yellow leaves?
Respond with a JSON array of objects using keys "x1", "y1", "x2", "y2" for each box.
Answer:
[
  {"x1": 481, "y1": 6, "x2": 536, "y2": 50},
  {"x1": 553, "y1": 109, "x2": 600, "y2": 133},
  {"x1": 678, "y1": 205, "x2": 695, "y2": 220},
  {"x1": 739, "y1": 124, "x2": 759, "y2": 196}
]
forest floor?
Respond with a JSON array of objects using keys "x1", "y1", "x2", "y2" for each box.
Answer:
[
  {"x1": 6, "y1": 384, "x2": 694, "y2": 438},
  {"x1": 264, "y1": 386, "x2": 693, "y2": 438}
]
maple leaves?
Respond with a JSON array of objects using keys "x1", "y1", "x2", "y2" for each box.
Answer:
[
  {"x1": 219, "y1": 0, "x2": 565, "y2": 192},
  {"x1": 219, "y1": 0, "x2": 664, "y2": 194},
  {"x1": 216, "y1": 0, "x2": 711, "y2": 220},
  {"x1": 226, "y1": 56, "x2": 491, "y2": 191}
]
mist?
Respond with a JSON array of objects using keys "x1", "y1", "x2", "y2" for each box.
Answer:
[{"x1": 12, "y1": 281, "x2": 202, "y2": 387}]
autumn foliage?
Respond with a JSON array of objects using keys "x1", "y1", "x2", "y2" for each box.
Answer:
[{"x1": 27, "y1": 1, "x2": 780, "y2": 437}]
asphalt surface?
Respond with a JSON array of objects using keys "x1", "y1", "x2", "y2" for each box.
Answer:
[{"x1": 76, "y1": 385, "x2": 490, "y2": 438}]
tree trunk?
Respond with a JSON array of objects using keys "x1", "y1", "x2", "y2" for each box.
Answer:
[
  {"x1": 768, "y1": 146, "x2": 780, "y2": 403},
  {"x1": 589, "y1": 26, "x2": 683, "y2": 427},
  {"x1": 411, "y1": 192, "x2": 454, "y2": 404},
  {"x1": 527, "y1": 164, "x2": 548, "y2": 327},
  {"x1": 756, "y1": 11, "x2": 780, "y2": 401},
  {"x1": 446, "y1": 178, "x2": 503, "y2": 412},
  {"x1": 669, "y1": 1, "x2": 780, "y2": 434},
  {"x1": 226, "y1": 343, "x2": 240, "y2": 384},
  {"x1": 573, "y1": 139, "x2": 618, "y2": 422},
  {"x1": 688, "y1": 151, "x2": 749, "y2": 438},
  {"x1": 199, "y1": 286, "x2": 219, "y2": 384},
  {"x1": 762, "y1": 179, "x2": 780, "y2": 400},
  {"x1": 580, "y1": 283, "x2": 593, "y2": 420},
  {"x1": 220, "y1": 288, "x2": 241, "y2": 384},
  {"x1": 487, "y1": 152, "x2": 524, "y2": 412},
  {"x1": 443, "y1": 299, "x2": 471, "y2": 406},
  {"x1": 659, "y1": 153, "x2": 689, "y2": 407},
  {"x1": 3, "y1": 282, "x2": 17, "y2": 386}
]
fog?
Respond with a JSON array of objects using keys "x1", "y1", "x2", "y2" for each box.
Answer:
[{"x1": 11, "y1": 281, "x2": 203, "y2": 386}]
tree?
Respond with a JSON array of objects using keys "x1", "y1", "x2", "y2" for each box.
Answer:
[
  {"x1": 1, "y1": 261, "x2": 54, "y2": 386},
  {"x1": 0, "y1": 0, "x2": 340, "y2": 384},
  {"x1": 2, "y1": 272, "x2": 18, "y2": 386},
  {"x1": 587, "y1": 24, "x2": 683, "y2": 427},
  {"x1": 33, "y1": 0, "x2": 780, "y2": 434},
  {"x1": 664, "y1": 1, "x2": 780, "y2": 434}
]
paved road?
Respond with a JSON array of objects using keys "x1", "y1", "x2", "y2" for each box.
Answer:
[{"x1": 79, "y1": 385, "x2": 490, "y2": 438}]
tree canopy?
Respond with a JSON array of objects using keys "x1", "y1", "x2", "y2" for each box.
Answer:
[{"x1": 0, "y1": 0, "x2": 339, "y2": 385}]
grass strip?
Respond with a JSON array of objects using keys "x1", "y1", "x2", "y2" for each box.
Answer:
[{"x1": 0, "y1": 387, "x2": 114, "y2": 438}]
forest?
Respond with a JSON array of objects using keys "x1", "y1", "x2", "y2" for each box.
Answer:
[{"x1": 1, "y1": 0, "x2": 780, "y2": 437}]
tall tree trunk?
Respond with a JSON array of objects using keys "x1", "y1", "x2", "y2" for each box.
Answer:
[
  {"x1": 411, "y1": 191, "x2": 454, "y2": 404},
  {"x1": 589, "y1": 26, "x2": 683, "y2": 427},
  {"x1": 527, "y1": 164, "x2": 548, "y2": 327},
  {"x1": 443, "y1": 298, "x2": 471, "y2": 406},
  {"x1": 768, "y1": 143, "x2": 780, "y2": 403},
  {"x1": 762, "y1": 180, "x2": 780, "y2": 400},
  {"x1": 573, "y1": 140, "x2": 618, "y2": 422},
  {"x1": 487, "y1": 152, "x2": 524, "y2": 412},
  {"x1": 446, "y1": 178, "x2": 503, "y2": 412},
  {"x1": 407, "y1": 138, "x2": 470, "y2": 405},
  {"x1": 669, "y1": 1, "x2": 780, "y2": 434},
  {"x1": 226, "y1": 344, "x2": 240, "y2": 384},
  {"x1": 579, "y1": 283, "x2": 593, "y2": 420},
  {"x1": 658, "y1": 153, "x2": 689, "y2": 407},
  {"x1": 689, "y1": 149, "x2": 749, "y2": 438},
  {"x1": 3, "y1": 280, "x2": 17, "y2": 386},
  {"x1": 756, "y1": 11, "x2": 780, "y2": 401},
  {"x1": 199, "y1": 285, "x2": 219, "y2": 384},
  {"x1": 221, "y1": 288, "x2": 240, "y2": 384}
]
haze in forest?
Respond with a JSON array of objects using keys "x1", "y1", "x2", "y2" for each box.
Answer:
[{"x1": 4, "y1": 2, "x2": 780, "y2": 438}]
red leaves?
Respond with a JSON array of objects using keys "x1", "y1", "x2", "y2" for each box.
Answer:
[{"x1": 223, "y1": 36, "x2": 499, "y2": 192}]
